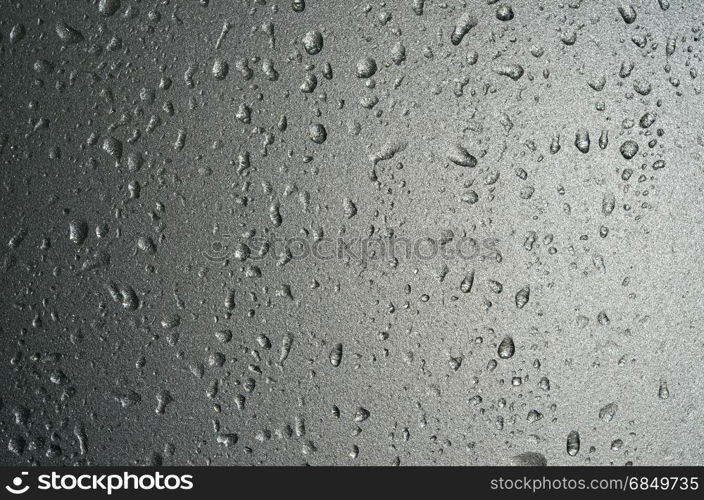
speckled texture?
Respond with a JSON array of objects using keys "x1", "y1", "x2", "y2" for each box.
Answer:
[{"x1": 0, "y1": 0, "x2": 702, "y2": 466}]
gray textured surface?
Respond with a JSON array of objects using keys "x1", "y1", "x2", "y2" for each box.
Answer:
[{"x1": 0, "y1": 0, "x2": 702, "y2": 466}]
